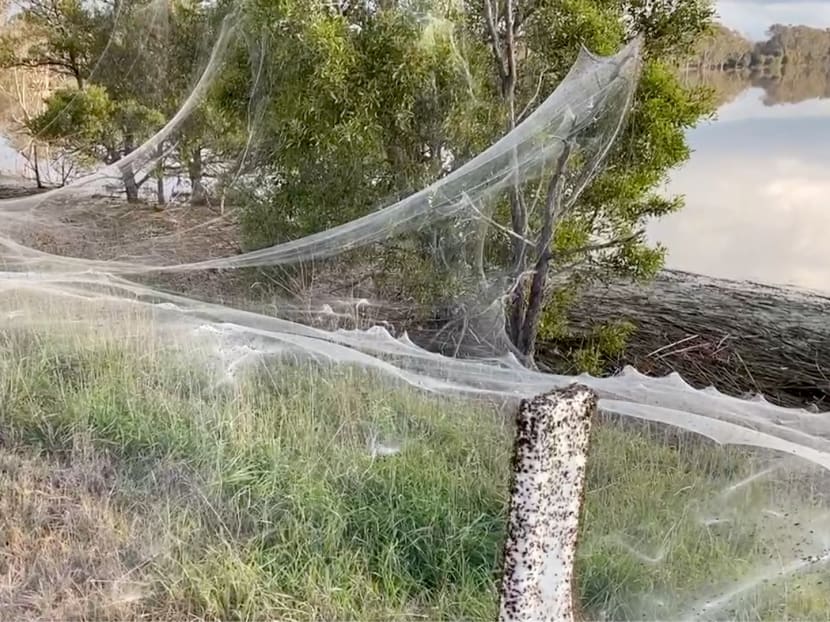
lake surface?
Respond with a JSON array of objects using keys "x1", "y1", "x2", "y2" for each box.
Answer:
[{"x1": 648, "y1": 78, "x2": 830, "y2": 292}]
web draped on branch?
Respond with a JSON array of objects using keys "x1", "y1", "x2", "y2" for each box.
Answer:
[{"x1": 1, "y1": 5, "x2": 829, "y2": 619}]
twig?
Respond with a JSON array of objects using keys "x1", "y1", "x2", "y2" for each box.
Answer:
[
  {"x1": 518, "y1": 70, "x2": 547, "y2": 122},
  {"x1": 647, "y1": 334, "x2": 699, "y2": 358}
]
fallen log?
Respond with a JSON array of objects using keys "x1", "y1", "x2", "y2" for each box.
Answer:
[{"x1": 557, "y1": 270, "x2": 830, "y2": 409}]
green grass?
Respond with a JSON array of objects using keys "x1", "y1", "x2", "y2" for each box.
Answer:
[{"x1": 1, "y1": 326, "x2": 828, "y2": 621}]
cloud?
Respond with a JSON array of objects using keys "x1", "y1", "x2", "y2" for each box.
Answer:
[
  {"x1": 651, "y1": 157, "x2": 830, "y2": 290},
  {"x1": 716, "y1": 1, "x2": 830, "y2": 39}
]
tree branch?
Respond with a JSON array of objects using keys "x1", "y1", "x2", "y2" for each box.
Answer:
[
  {"x1": 556, "y1": 230, "x2": 645, "y2": 260},
  {"x1": 518, "y1": 140, "x2": 573, "y2": 356},
  {"x1": 4, "y1": 56, "x2": 76, "y2": 73},
  {"x1": 135, "y1": 171, "x2": 153, "y2": 189},
  {"x1": 517, "y1": 70, "x2": 546, "y2": 122},
  {"x1": 504, "y1": 0, "x2": 518, "y2": 119},
  {"x1": 513, "y1": 3, "x2": 537, "y2": 33},
  {"x1": 482, "y1": 0, "x2": 507, "y2": 84}
]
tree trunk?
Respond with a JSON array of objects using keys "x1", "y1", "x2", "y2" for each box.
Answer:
[
  {"x1": 188, "y1": 146, "x2": 207, "y2": 206},
  {"x1": 155, "y1": 143, "x2": 166, "y2": 206},
  {"x1": 513, "y1": 142, "x2": 573, "y2": 360},
  {"x1": 559, "y1": 270, "x2": 830, "y2": 409},
  {"x1": 32, "y1": 143, "x2": 43, "y2": 189},
  {"x1": 123, "y1": 164, "x2": 139, "y2": 203},
  {"x1": 498, "y1": 385, "x2": 597, "y2": 622},
  {"x1": 122, "y1": 135, "x2": 140, "y2": 203},
  {"x1": 156, "y1": 175, "x2": 165, "y2": 206},
  {"x1": 70, "y1": 50, "x2": 84, "y2": 90}
]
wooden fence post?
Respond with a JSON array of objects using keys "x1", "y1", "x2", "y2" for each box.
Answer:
[{"x1": 498, "y1": 385, "x2": 597, "y2": 622}]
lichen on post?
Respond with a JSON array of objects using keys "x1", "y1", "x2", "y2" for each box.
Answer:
[{"x1": 497, "y1": 384, "x2": 598, "y2": 622}]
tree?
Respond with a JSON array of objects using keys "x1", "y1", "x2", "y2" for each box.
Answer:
[
  {"x1": 688, "y1": 23, "x2": 754, "y2": 70},
  {"x1": 162, "y1": 0, "x2": 242, "y2": 206},
  {"x1": 0, "y1": 9, "x2": 70, "y2": 187},
  {"x1": 27, "y1": 84, "x2": 164, "y2": 201},
  {"x1": 220, "y1": 2, "x2": 492, "y2": 243},
  {"x1": 6, "y1": 0, "x2": 231, "y2": 205},
  {"x1": 0, "y1": 0, "x2": 102, "y2": 89},
  {"x1": 2, "y1": 0, "x2": 161, "y2": 200},
  {"x1": 228, "y1": 0, "x2": 715, "y2": 363}
]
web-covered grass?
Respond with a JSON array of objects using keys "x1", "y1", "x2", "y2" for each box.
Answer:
[{"x1": 0, "y1": 326, "x2": 827, "y2": 621}]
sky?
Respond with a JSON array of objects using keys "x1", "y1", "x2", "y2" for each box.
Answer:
[
  {"x1": 716, "y1": 0, "x2": 830, "y2": 39},
  {"x1": 649, "y1": 90, "x2": 830, "y2": 291}
]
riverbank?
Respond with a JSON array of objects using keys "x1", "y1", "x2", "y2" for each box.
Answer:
[{"x1": 3, "y1": 185, "x2": 829, "y2": 619}]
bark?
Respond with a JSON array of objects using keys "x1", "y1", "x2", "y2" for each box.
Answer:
[
  {"x1": 69, "y1": 49, "x2": 83, "y2": 90},
  {"x1": 557, "y1": 270, "x2": 830, "y2": 408},
  {"x1": 481, "y1": 0, "x2": 560, "y2": 361},
  {"x1": 498, "y1": 385, "x2": 596, "y2": 622},
  {"x1": 156, "y1": 174, "x2": 165, "y2": 206},
  {"x1": 188, "y1": 146, "x2": 207, "y2": 206},
  {"x1": 483, "y1": 0, "x2": 527, "y2": 349},
  {"x1": 122, "y1": 164, "x2": 139, "y2": 203},
  {"x1": 516, "y1": 144, "x2": 572, "y2": 357},
  {"x1": 32, "y1": 144, "x2": 43, "y2": 189},
  {"x1": 122, "y1": 136, "x2": 140, "y2": 203},
  {"x1": 155, "y1": 143, "x2": 166, "y2": 206}
]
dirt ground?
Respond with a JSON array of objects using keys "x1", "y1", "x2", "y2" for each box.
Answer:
[{"x1": 1, "y1": 181, "x2": 255, "y2": 302}]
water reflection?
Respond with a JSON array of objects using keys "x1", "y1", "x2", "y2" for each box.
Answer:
[{"x1": 649, "y1": 74, "x2": 830, "y2": 292}]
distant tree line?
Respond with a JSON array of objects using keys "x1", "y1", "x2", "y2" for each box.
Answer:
[{"x1": 689, "y1": 23, "x2": 830, "y2": 72}]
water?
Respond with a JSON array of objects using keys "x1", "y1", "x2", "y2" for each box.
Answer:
[{"x1": 648, "y1": 77, "x2": 830, "y2": 292}]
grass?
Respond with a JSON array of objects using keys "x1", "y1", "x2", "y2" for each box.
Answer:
[{"x1": 1, "y1": 321, "x2": 829, "y2": 621}]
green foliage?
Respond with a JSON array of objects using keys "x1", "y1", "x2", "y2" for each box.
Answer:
[
  {"x1": 28, "y1": 85, "x2": 164, "y2": 165},
  {"x1": 569, "y1": 319, "x2": 636, "y2": 375},
  {"x1": 572, "y1": 59, "x2": 714, "y2": 258},
  {"x1": 8, "y1": 0, "x2": 718, "y2": 355},
  {"x1": 0, "y1": 0, "x2": 101, "y2": 88},
  {"x1": 540, "y1": 286, "x2": 637, "y2": 375},
  {"x1": 534, "y1": 30, "x2": 714, "y2": 352},
  {"x1": 235, "y1": 0, "x2": 492, "y2": 246},
  {"x1": 6, "y1": 0, "x2": 231, "y2": 202},
  {"x1": 27, "y1": 86, "x2": 111, "y2": 142},
  {"x1": 223, "y1": 0, "x2": 718, "y2": 358},
  {"x1": 537, "y1": 286, "x2": 578, "y2": 341},
  {"x1": 626, "y1": 0, "x2": 714, "y2": 59}
]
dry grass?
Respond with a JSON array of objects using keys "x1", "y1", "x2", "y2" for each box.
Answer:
[{"x1": 0, "y1": 444, "x2": 153, "y2": 620}]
